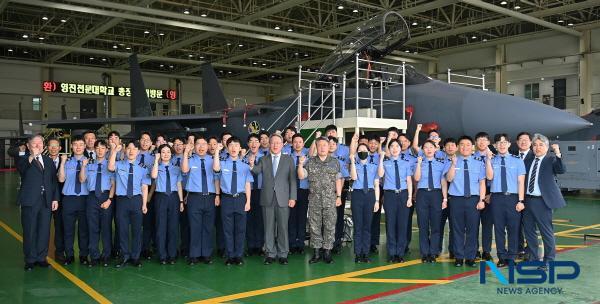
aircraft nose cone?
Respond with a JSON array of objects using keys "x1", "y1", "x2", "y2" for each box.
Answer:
[{"x1": 463, "y1": 90, "x2": 591, "y2": 137}]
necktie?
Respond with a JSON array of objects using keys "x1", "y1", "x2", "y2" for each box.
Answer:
[
  {"x1": 501, "y1": 156, "x2": 508, "y2": 193},
  {"x1": 231, "y1": 161, "x2": 238, "y2": 194},
  {"x1": 463, "y1": 159, "x2": 470, "y2": 197},
  {"x1": 34, "y1": 156, "x2": 44, "y2": 171},
  {"x1": 363, "y1": 164, "x2": 368, "y2": 193},
  {"x1": 201, "y1": 158, "x2": 208, "y2": 194},
  {"x1": 127, "y1": 163, "x2": 134, "y2": 198},
  {"x1": 140, "y1": 154, "x2": 145, "y2": 166},
  {"x1": 394, "y1": 160, "x2": 401, "y2": 190},
  {"x1": 296, "y1": 156, "x2": 300, "y2": 189},
  {"x1": 165, "y1": 165, "x2": 172, "y2": 194},
  {"x1": 520, "y1": 152, "x2": 524, "y2": 160},
  {"x1": 528, "y1": 158, "x2": 540, "y2": 194},
  {"x1": 175, "y1": 157, "x2": 181, "y2": 167},
  {"x1": 95, "y1": 163, "x2": 102, "y2": 198},
  {"x1": 75, "y1": 160, "x2": 82, "y2": 194},
  {"x1": 252, "y1": 156, "x2": 259, "y2": 190},
  {"x1": 369, "y1": 155, "x2": 374, "y2": 164},
  {"x1": 428, "y1": 161, "x2": 434, "y2": 190},
  {"x1": 89, "y1": 151, "x2": 94, "y2": 160},
  {"x1": 272, "y1": 155, "x2": 279, "y2": 177}
]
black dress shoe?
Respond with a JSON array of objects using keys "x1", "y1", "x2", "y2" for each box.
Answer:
[
  {"x1": 143, "y1": 250, "x2": 153, "y2": 260},
  {"x1": 449, "y1": 252, "x2": 455, "y2": 259},
  {"x1": 369, "y1": 245, "x2": 378, "y2": 254},
  {"x1": 115, "y1": 259, "x2": 128, "y2": 268},
  {"x1": 225, "y1": 258, "x2": 233, "y2": 266},
  {"x1": 159, "y1": 259, "x2": 167, "y2": 265},
  {"x1": 79, "y1": 256, "x2": 89, "y2": 265},
  {"x1": 203, "y1": 257, "x2": 213, "y2": 264},
  {"x1": 63, "y1": 256, "x2": 74, "y2": 266},
  {"x1": 297, "y1": 247, "x2": 305, "y2": 255},
  {"x1": 482, "y1": 252, "x2": 493, "y2": 261},
  {"x1": 264, "y1": 257, "x2": 275, "y2": 265},
  {"x1": 428, "y1": 255, "x2": 436, "y2": 263},
  {"x1": 217, "y1": 249, "x2": 225, "y2": 258},
  {"x1": 309, "y1": 249, "x2": 321, "y2": 264},
  {"x1": 396, "y1": 256, "x2": 405, "y2": 263},
  {"x1": 88, "y1": 259, "x2": 99, "y2": 267},
  {"x1": 24, "y1": 263, "x2": 34, "y2": 271},
  {"x1": 132, "y1": 259, "x2": 142, "y2": 267},
  {"x1": 188, "y1": 257, "x2": 199, "y2": 265},
  {"x1": 323, "y1": 250, "x2": 333, "y2": 264},
  {"x1": 54, "y1": 253, "x2": 65, "y2": 263},
  {"x1": 496, "y1": 259, "x2": 507, "y2": 267},
  {"x1": 235, "y1": 258, "x2": 244, "y2": 265},
  {"x1": 454, "y1": 259, "x2": 464, "y2": 267},
  {"x1": 465, "y1": 259, "x2": 477, "y2": 267},
  {"x1": 101, "y1": 258, "x2": 110, "y2": 267},
  {"x1": 421, "y1": 256, "x2": 428, "y2": 263},
  {"x1": 388, "y1": 256, "x2": 396, "y2": 263},
  {"x1": 279, "y1": 258, "x2": 288, "y2": 265},
  {"x1": 475, "y1": 251, "x2": 482, "y2": 259},
  {"x1": 36, "y1": 261, "x2": 51, "y2": 268},
  {"x1": 361, "y1": 254, "x2": 371, "y2": 263},
  {"x1": 355, "y1": 256, "x2": 362, "y2": 263},
  {"x1": 168, "y1": 258, "x2": 176, "y2": 265}
]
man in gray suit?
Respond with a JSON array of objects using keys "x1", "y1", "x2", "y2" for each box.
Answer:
[{"x1": 250, "y1": 133, "x2": 297, "y2": 265}]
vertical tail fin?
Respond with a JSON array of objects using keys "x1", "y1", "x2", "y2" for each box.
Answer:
[
  {"x1": 201, "y1": 63, "x2": 229, "y2": 113},
  {"x1": 129, "y1": 54, "x2": 152, "y2": 117}
]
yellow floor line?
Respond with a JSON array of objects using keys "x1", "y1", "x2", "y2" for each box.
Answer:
[
  {"x1": 552, "y1": 219, "x2": 572, "y2": 223},
  {"x1": 0, "y1": 220, "x2": 111, "y2": 304},
  {"x1": 187, "y1": 258, "x2": 426, "y2": 304},
  {"x1": 556, "y1": 245, "x2": 588, "y2": 248},
  {"x1": 334, "y1": 278, "x2": 453, "y2": 284},
  {"x1": 557, "y1": 234, "x2": 586, "y2": 239},
  {"x1": 553, "y1": 223, "x2": 585, "y2": 228},
  {"x1": 555, "y1": 223, "x2": 600, "y2": 236}
]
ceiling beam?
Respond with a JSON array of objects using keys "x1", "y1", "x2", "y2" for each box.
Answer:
[
  {"x1": 46, "y1": 0, "x2": 157, "y2": 63},
  {"x1": 0, "y1": 39, "x2": 295, "y2": 75},
  {"x1": 125, "y1": 0, "x2": 312, "y2": 68},
  {"x1": 461, "y1": 0, "x2": 581, "y2": 36},
  {"x1": 0, "y1": 58, "x2": 279, "y2": 87},
  {"x1": 408, "y1": 0, "x2": 599, "y2": 44}
]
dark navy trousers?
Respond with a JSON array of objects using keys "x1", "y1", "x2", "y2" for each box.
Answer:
[
  {"x1": 21, "y1": 202, "x2": 52, "y2": 263},
  {"x1": 246, "y1": 189, "x2": 264, "y2": 250},
  {"x1": 289, "y1": 188, "x2": 309, "y2": 249},
  {"x1": 142, "y1": 196, "x2": 156, "y2": 252},
  {"x1": 187, "y1": 193, "x2": 216, "y2": 258},
  {"x1": 62, "y1": 195, "x2": 88, "y2": 258},
  {"x1": 370, "y1": 187, "x2": 383, "y2": 247},
  {"x1": 155, "y1": 192, "x2": 180, "y2": 260},
  {"x1": 221, "y1": 194, "x2": 247, "y2": 258},
  {"x1": 179, "y1": 190, "x2": 190, "y2": 256},
  {"x1": 52, "y1": 203, "x2": 65, "y2": 258},
  {"x1": 383, "y1": 190, "x2": 410, "y2": 257},
  {"x1": 86, "y1": 191, "x2": 113, "y2": 260},
  {"x1": 116, "y1": 195, "x2": 143, "y2": 260},
  {"x1": 523, "y1": 196, "x2": 556, "y2": 262},
  {"x1": 215, "y1": 205, "x2": 225, "y2": 252},
  {"x1": 416, "y1": 189, "x2": 442, "y2": 257},
  {"x1": 439, "y1": 205, "x2": 454, "y2": 255},
  {"x1": 334, "y1": 184, "x2": 349, "y2": 246},
  {"x1": 449, "y1": 196, "x2": 480, "y2": 260},
  {"x1": 479, "y1": 201, "x2": 494, "y2": 254},
  {"x1": 491, "y1": 193, "x2": 520, "y2": 261},
  {"x1": 351, "y1": 190, "x2": 376, "y2": 255}
]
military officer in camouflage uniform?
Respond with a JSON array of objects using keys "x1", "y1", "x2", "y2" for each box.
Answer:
[{"x1": 298, "y1": 137, "x2": 343, "y2": 264}]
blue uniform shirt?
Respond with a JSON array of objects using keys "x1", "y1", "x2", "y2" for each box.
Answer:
[
  {"x1": 415, "y1": 157, "x2": 446, "y2": 189},
  {"x1": 137, "y1": 150, "x2": 155, "y2": 168},
  {"x1": 63, "y1": 155, "x2": 89, "y2": 196},
  {"x1": 84, "y1": 159, "x2": 114, "y2": 192},
  {"x1": 218, "y1": 158, "x2": 253, "y2": 195},
  {"x1": 114, "y1": 160, "x2": 152, "y2": 196},
  {"x1": 291, "y1": 150, "x2": 309, "y2": 189},
  {"x1": 332, "y1": 145, "x2": 350, "y2": 179},
  {"x1": 417, "y1": 149, "x2": 446, "y2": 160},
  {"x1": 154, "y1": 163, "x2": 182, "y2": 193},
  {"x1": 401, "y1": 149, "x2": 418, "y2": 171},
  {"x1": 382, "y1": 156, "x2": 412, "y2": 190},
  {"x1": 283, "y1": 145, "x2": 307, "y2": 156},
  {"x1": 219, "y1": 149, "x2": 230, "y2": 161},
  {"x1": 185, "y1": 154, "x2": 218, "y2": 193},
  {"x1": 352, "y1": 161, "x2": 379, "y2": 190},
  {"x1": 171, "y1": 154, "x2": 188, "y2": 188},
  {"x1": 443, "y1": 155, "x2": 486, "y2": 196},
  {"x1": 367, "y1": 152, "x2": 380, "y2": 165},
  {"x1": 242, "y1": 151, "x2": 264, "y2": 190},
  {"x1": 490, "y1": 153, "x2": 526, "y2": 194}
]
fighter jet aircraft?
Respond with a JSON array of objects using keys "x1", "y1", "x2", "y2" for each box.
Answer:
[{"x1": 32, "y1": 11, "x2": 590, "y2": 140}]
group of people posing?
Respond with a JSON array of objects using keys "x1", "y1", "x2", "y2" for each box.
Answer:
[{"x1": 16, "y1": 123, "x2": 566, "y2": 271}]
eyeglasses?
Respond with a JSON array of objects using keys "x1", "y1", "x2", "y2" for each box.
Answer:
[
  {"x1": 429, "y1": 136, "x2": 440, "y2": 140},
  {"x1": 496, "y1": 141, "x2": 509, "y2": 145}
]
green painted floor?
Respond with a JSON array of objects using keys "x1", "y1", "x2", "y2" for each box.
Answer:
[{"x1": 0, "y1": 172, "x2": 599, "y2": 304}]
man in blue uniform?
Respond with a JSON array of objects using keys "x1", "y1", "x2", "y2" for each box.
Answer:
[
  {"x1": 58, "y1": 135, "x2": 90, "y2": 266},
  {"x1": 213, "y1": 137, "x2": 253, "y2": 266},
  {"x1": 289, "y1": 134, "x2": 310, "y2": 254},
  {"x1": 109, "y1": 140, "x2": 151, "y2": 268},
  {"x1": 439, "y1": 138, "x2": 457, "y2": 258},
  {"x1": 474, "y1": 132, "x2": 494, "y2": 261},
  {"x1": 282, "y1": 126, "x2": 296, "y2": 155},
  {"x1": 368, "y1": 135, "x2": 383, "y2": 254},
  {"x1": 80, "y1": 140, "x2": 115, "y2": 267},
  {"x1": 138, "y1": 132, "x2": 156, "y2": 259},
  {"x1": 488, "y1": 134, "x2": 526, "y2": 267},
  {"x1": 171, "y1": 137, "x2": 189, "y2": 258},
  {"x1": 444, "y1": 136, "x2": 490, "y2": 267},
  {"x1": 243, "y1": 134, "x2": 265, "y2": 256},
  {"x1": 181, "y1": 136, "x2": 220, "y2": 265}
]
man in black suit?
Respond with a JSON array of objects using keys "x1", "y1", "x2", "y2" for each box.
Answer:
[
  {"x1": 82, "y1": 130, "x2": 97, "y2": 161},
  {"x1": 515, "y1": 132, "x2": 534, "y2": 258},
  {"x1": 17, "y1": 135, "x2": 60, "y2": 271},
  {"x1": 523, "y1": 133, "x2": 565, "y2": 269},
  {"x1": 46, "y1": 137, "x2": 65, "y2": 262}
]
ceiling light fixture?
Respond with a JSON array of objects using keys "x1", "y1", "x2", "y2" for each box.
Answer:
[
  {"x1": 42, "y1": 16, "x2": 48, "y2": 20},
  {"x1": 183, "y1": 9, "x2": 190, "y2": 15},
  {"x1": 274, "y1": 25, "x2": 280, "y2": 30}
]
